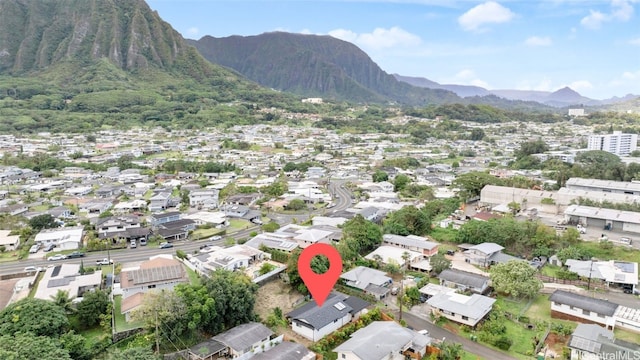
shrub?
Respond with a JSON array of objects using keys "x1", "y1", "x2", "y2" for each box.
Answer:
[{"x1": 494, "y1": 336, "x2": 513, "y2": 350}]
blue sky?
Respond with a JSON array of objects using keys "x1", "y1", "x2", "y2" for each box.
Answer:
[{"x1": 148, "y1": 0, "x2": 640, "y2": 100}]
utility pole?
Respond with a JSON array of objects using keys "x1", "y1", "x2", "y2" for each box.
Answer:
[{"x1": 155, "y1": 309, "x2": 160, "y2": 354}]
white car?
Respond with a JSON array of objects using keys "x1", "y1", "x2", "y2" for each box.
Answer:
[
  {"x1": 24, "y1": 266, "x2": 42, "y2": 273},
  {"x1": 48, "y1": 254, "x2": 67, "y2": 261},
  {"x1": 418, "y1": 329, "x2": 429, "y2": 335},
  {"x1": 211, "y1": 235, "x2": 222, "y2": 241},
  {"x1": 96, "y1": 258, "x2": 114, "y2": 265}
]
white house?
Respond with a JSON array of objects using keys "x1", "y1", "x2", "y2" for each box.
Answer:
[
  {"x1": 568, "y1": 323, "x2": 640, "y2": 360},
  {"x1": 0, "y1": 230, "x2": 20, "y2": 251},
  {"x1": 334, "y1": 321, "x2": 430, "y2": 360},
  {"x1": 426, "y1": 292, "x2": 496, "y2": 327},
  {"x1": 34, "y1": 226, "x2": 84, "y2": 250},
  {"x1": 549, "y1": 290, "x2": 618, "y2": 330}
]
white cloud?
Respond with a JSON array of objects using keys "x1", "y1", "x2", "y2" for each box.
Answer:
[
  {"x1": 458, "y1": 1, "x2": 516, "y2": 32},
  {"x1": 622, "y1": 70, "x2": 640, "y2": 79},
  {"x1": 611, "y1": 0, "x2": 635, "y2": 21},
  {"x1": 629, "y1": 37, "x2": 640, "y2": 45},
  {"x1": 445, "y1": 69, "x2": 490, "y2": 88},
  {"x1": 581, "y1": 0, "x2": 636, "y2": 29},
  {"x1": 525, "y1": 36, "x2": 552, "y2": 46},
  {"x1": 580, "y1": 10, "x2": 607, "y2": 29},
  {"x1": 186, "y1": 27, "x2": 199, "y2": 36},
  {"x1": 328, "y1": 27, "x2": 421, "y2": 51}
]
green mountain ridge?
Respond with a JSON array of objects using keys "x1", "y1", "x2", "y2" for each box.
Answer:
[
  {"x1": 0, "y1": 0, "x2": 310, "y2": 133},
  {"x1": 187, "y1": 32, "x2": 462, "y2": 106}
]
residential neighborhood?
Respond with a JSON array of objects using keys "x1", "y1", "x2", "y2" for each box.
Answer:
[{"x1": 0, "y1": 122, "x2": 639, "y2": 360}]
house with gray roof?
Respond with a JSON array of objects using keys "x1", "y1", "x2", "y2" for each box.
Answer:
[
  {"x1": 210, "y1": 322, "x2": 276, "y2": 358},
  {"x1": 333, "y1": 321, "x2": 430, "y2": 360},
  {"x1": 252, "y1": 341, "x2": 316, "y2": 360},
  {"x1": 462, "y1": 242, "x2": 520, "y2": 267},
  {"x1": 427, "y1": 292, "x2": 496, "y2": 327},
  {"x1": 340, "y1": 266, "x2": 392, "y2": 300},
  {"x1": 438, "y1": 268, "x2": 491, "y2": 295},
  {"x1": 382, "y1": 233, "x2": 439, "y2": 257},
  {"x1": 549, "y1": 290, "x2": 619, "y2": 329},
  {"x1": 568, "y1": 323, "x2": 640, "y2": 360},
  {"x1": 188, "y1": 322, "x2": 280, "y2": 360},
  {"x1": 287, "y1": 292, "x2": 370, "y2": 341}
]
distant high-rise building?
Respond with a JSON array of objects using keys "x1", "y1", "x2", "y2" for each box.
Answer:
[{"x1": 587, "y1": 131, "x2": 638, "y2": 156}]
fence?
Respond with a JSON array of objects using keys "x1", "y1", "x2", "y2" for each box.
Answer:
[{"x1": 535, "y1": 274, "x2": 603, "y2": 288}]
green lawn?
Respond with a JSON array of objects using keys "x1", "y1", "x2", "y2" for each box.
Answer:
[
  {"x1": 228, "y1": 219, "x2": 252, "y2": 232},
  {"x1": 495, "y1": 296, "x2": 530, "y2": 317},
  {"x1": 190, "y1": 227, "x2": 220, "y2": 240},
  {"x1": 579, "y1": 241, "x2": 640, "y2": 263},
  {"x1": 540, "y1": 265, "x2": 564, "y2": 277},
  {"x1": 185, "y1": 266, "x2": 200, "y2": 285},
  {"x1": 113, "y1": 295, "x2": 144, "y2": 332}
]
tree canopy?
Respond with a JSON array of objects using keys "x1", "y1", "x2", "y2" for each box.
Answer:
[
  {"x1": 489, "y1": 261, "x2": 542, "y2": 299},
  {"x1": 0, "y1": 298, "x2": 69, "y2": 337}
]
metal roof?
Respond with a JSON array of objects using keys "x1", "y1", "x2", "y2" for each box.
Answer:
[
  {"x1": 251, "y1": 342, "x2": 314, "y2": 360},
  {"x1": 427, "y1": 293, "x2": 496, "y2": 319},
  {"x1": 549, "y1": 290, "x2": 619, "y2": 316},
  {"x1": 211, "y1": 322, "x2": 273, "y2": 353},
  {"x1": 127, "y1": 264, "x2": 184, "y2": 286},
  {"x1": 334, "y1": 321, "x2": 421, "y2": 360},
  {"x1": 438, "y1": 269, "x2": 489, "y2": 290}
]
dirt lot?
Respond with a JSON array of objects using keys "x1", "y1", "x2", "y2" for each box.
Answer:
[
  {"x1": 254, "y1": 280, "x2": 313, "y2": 347},
  {"x1": 0, "y1": 278, "x2": 20, "y2": 311},
  {"x1": 544, "y1": 332, "x2": 568, "y2": 358}
]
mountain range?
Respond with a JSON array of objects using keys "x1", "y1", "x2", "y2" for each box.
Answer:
[
  {"x1": 393, "y1": 74, "x2": 638, "y2": 108},
  {"x1": 0, "y1": 0, "x2": 635, "y2": 121}
]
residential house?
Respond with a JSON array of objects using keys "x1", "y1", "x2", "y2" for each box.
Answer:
[
  {"x1": 0, "y1": 230, "x2": 20, "y2": 251},
  {"x1": 34, "y1": 263, "x2": 102, "y2": 301},
  {"x1": 226, "y1": 193, "x2": 261, "y2": 206},
  {"x1": 120, "y1": 255, "x2": 189, "y2": 321},
  {"x1": 189, "y1": 189, "x2": 219, "y2": 209},
  {"x1": 549, "y1": 290, "x2": 618, "y2": 330},
  {"x1": 287, "y1": 292, "x2": 370, "y2": 341},
  {"x1": 340, "y1": 266, "x2": 392, "y2": 300},
  {"x1": 150, "y1": 211, "x2": 181, "y2": 227},
  {"x1": 426, "y1": 292, "x2": 496, "y2": 327},
  {"x1": 565, "y1": 259, "x2": 638, "y2": 293},
  {"x1": 568, "y1": 323, "x2": 640, "y2": 360},
  {"x1": 357, "y1": 207, "x2": 381, "y2": 222},
  {"x1": 34, "y1": 226, "x2": 84, "y2": 250},
  {"x1": 382, "y1": 234, "x2": 439, "y2": 257},
  {"x1": 46, "y1": 206, "x2": 73, "y2": 220},
  {"x1": 364, "y1": 246, "x2": 424, "y2": 270},
  {"x1": 187, "y1": 322, "x2": 280, "y2": 360},
  {"x1": 438, "y1": 269, "x2": 491, "y2": 295},
  {"x1": 244, "y1": 233, "x2": 300, "y2": 253},
  {"x1": 78, "y1": 198, "x2": 113, "y2": 216},
  {"x1": 155, "y1": 219, "x2": 196, "y2": 241},
  {"x1": 252, "y1": 341, "x2": 316, "y2": 360},
  {"x1": 333, "y1": 321, "x2": 431, "y2": 360},
  {"x1": 191, "y1": 244, "x2": 271, "y2": 280},
  {"x1": 0, "y1": 203, "x2": 28, "y2": 216},
  {"x1": 149, "y1": 191, "x2": 171, "y2": 212},
  {"x1": 222, "y1": 204, "x2": 262, "y2": 223},
  {"x1": 96, "y1": 215, "x2": 150, "y2": 244},
  {"x1": 462, "y1": 242, "x2": 520, "y2": 267}
]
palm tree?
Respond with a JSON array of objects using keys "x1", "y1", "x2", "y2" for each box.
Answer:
[{"x1": 51, "y1": 289, "x2": 75, "y2": 314}]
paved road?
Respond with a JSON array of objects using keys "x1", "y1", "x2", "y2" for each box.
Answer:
[
  {"x1": 0, "y1": 226, "x2": 260, "y2": 276},
  {"x1": 398, "y1": 311, "x2": 517, "y2": 360}
]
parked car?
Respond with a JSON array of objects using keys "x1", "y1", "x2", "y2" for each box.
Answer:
[
  {"x1": 66, "y1": 251, "x2": 85, "y2": 259},
  {"x1": 48, "y1": 254, "x2": 67, "y2": 261},
  {"x1": 130, "y1": 239, "x2": 137, "y2": 249},
  {"x1": 29, "y1": 244, "x2": 40, "y2": 254},
  {"x1": 159, "y1": 242, "x2": 173, "y2": 249},
  {"x1": 418, "y1": 329, "x2": 429, "y2": 336},
  {"x1": 96, "y1": 258, "x2": 114, "y2": 265},
  {"x1": 391, "y1": 287, "x2": 399, "y2": 295},
  {"x1": 43, "y1": 243, "x2": 55, "y2": 252},
  {"x1": 139, "y1": 238, "x2": 147, "y2": 246}
]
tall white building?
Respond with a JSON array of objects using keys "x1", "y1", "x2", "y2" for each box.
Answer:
[{"x1": 587, "y1": 131, "x2": 638, "y2": 156}]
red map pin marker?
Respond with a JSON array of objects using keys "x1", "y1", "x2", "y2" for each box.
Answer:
[{"x1": 298, "y1": 243, "x2": 343, "y2": 307}]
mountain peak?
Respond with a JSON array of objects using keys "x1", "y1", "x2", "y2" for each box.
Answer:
[
  {"x1": 0, "y1": 0, "x2": 187, "y2": 73},
  {"x1": 548, "y1": 86, "x2": 582, "y2": 102}
]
